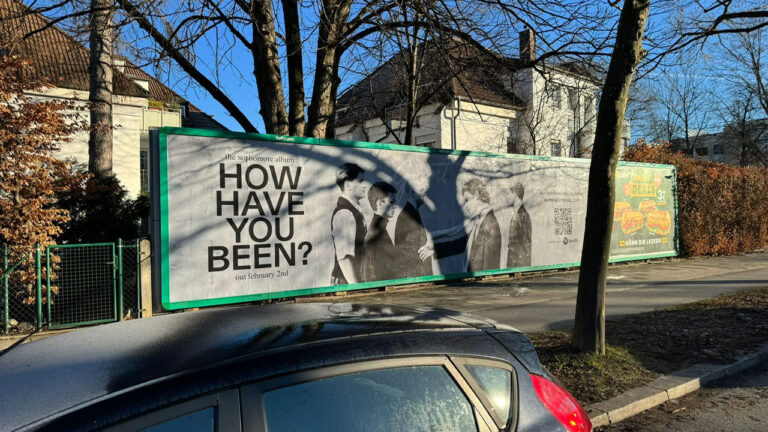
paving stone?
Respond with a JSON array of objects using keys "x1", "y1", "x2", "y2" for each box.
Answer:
[
  {"x1": 723, "y1": 353, "x2": 763, "y2": 376},
  {"x1": 672, "y1": 363, "x2": 725, "y2": 385},
  {"x1": 591, "y1": 385, "x2": 669, "y2": 424},
  {"x1": 646, "y1": 375, "x2": 701, "y2": 400},
  {"x1": 586, "y1": 407, "x2": 609, "y2": 428}
]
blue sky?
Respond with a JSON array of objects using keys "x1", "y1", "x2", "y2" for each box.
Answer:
[{"x1": 34, "y1": 0, "x2": 762, "y2": 141}]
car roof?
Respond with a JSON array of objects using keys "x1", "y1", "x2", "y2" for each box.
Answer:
[{"x1": 0, "y1": 303, "x2": 518, "y2": 431}]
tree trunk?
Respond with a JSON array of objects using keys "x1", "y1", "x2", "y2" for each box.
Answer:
[
  {"x1": 572, "y1": 0, "x2": 650, "y2": 354},
  {"x1": 251, "y1": 0, "x2": 289, "y2": 135},
  {"x1": 322, "y1": 48, "x2": 344, "y2": 139},
  {"x1": 88, "y1": 0, "x2": 114, "y2": 177},
  {"x1": 306, "y1": 0, "x2": 352, "y2": 138},
  {"x1": 404, "y1": 26, "x2": 421, "y2": 146},
  {"x1": 281, "y1": 0, "x2": 306, "y2": 137}
]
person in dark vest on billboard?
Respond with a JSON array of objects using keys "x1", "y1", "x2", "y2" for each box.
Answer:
[
  {"x1": 419, "y1": 179, "x2": 502, "y2": 272},
  {"x1": 393, "y1": 175, "x2": 432, "y2": 278},
  {"x1": 507, "y1": 182, "x2": 532, "y2": 268},
  {"x1": 362, "y1": 182, "x2": 399, "y2": 282},
  {"x1": 330, "y1": 163, "x2": 367, "y2": 285}
]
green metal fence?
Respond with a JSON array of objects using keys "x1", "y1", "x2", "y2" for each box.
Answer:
[{"x1": 1, "y1": 240, "x2": 143, "y2": 334}]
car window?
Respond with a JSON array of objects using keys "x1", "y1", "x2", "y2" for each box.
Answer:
[
  {"x1": 464, "y1": 365, "x2": 512, "y2": 424},
  {"x1": 262, "y1": 366, "x2": 478, "y2": 432},
  {"x1": 100, "y1": 390, "x2": 239, "y2": 432},
  {"x1": 140, "y1": 407, "x2": 215, "y2": 432}
]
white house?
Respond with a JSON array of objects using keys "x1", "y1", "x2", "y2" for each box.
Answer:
[
  {"x1": 335, "y1": 31, "x2": 629, "y2": 157},
  {"x1": 0, "y1": 0, "x2": 225, "y2": 198}
]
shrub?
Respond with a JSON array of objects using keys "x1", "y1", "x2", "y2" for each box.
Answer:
[
  {"x1": 56, "y1": 173, "x2": 149, "y2": 244},
  {"x1": 623, "y1": 143, "x2": 768, "y2": 256},
  {"x1": 0, "y1": 56, "x2": 86, "y2": 304}
]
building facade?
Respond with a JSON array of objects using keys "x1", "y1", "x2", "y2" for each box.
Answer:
[
  {"x1": 670, "y1": 118, "x2": 768, "y2": 166},
  {"x1": 334, "y1": 31, "x2": 625, "y2": 158}
]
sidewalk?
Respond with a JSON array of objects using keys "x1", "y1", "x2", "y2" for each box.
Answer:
[
  {"x1": 303, "y1": 251, "x2": 768, "y2": 333},
  {"x1": 589, "y1": 344, "x2": 768, "y2": 428}
]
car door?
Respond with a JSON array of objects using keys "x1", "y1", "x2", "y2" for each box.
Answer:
[{"x1": 240, "y1": 356, "x2": 501, "y2": 432}]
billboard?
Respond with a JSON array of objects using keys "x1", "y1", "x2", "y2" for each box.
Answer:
[{"x1": 152, "y1": 127, "x2": 677, "y2": 310}]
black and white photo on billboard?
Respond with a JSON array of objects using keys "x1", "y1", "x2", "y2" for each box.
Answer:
[
  {"x1": 507, "y1": 182, "x2": 532, "y2": 268},
  {"x1": 329, "y1": 163, "x2": 367, "y2": 285},
  {"x1": 329, "y1": 159, "x2": 538, "y2": 282}
]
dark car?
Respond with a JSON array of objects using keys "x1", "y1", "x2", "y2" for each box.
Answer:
[{"x1": 0, "y1": 303, "x2": 591, "y2": 432}]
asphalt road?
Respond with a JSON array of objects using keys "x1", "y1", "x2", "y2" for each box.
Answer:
[
  {"x1": 314, "y1": 251, "x2": 768, "y2": 333},
  {"x1": 599, "y1": 360, "x2": 768, "y2": 431}
]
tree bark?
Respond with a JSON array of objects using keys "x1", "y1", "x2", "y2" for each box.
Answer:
[
  {"x1": 281, "y1": 0, "x2": 306, "y2": 137},
  {"x1": 251, "y1": 0, "x2": 289, "y2": 135},
  {"x1": 572, "y1": 0, "x2": 650, "y2": 354},
  {"x1": 88, "y1": 0, "x2": 113, "y2": 177},
  {"x1": 322, "y1": 48, "x2": 344, "y2": 139},
  {"x1": 404, "y1": 25, "x2": 421, "y2": 146},
  {"x1": 306, "y1": 0, "x2": 352, "y2": 138}
]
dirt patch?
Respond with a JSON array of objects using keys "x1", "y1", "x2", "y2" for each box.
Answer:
[{"x1": 529, "y1": 286, "x2": 768, "y2": 405}]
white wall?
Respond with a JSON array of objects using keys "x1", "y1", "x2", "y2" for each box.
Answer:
[
  {"x1": 335, "y1": 103, "x2": 443, "y2": 147},
  {"x1": 439, "y1": 99, "x2": 519, "y2": 153},
  {"x1": 335, "y1": 100, "x2": 519, "y2": 154},
  {"x1": 26, "y1": 87, "x2": 178, "y2": 199},
  {"x1": 513, "y1": 67, "x2": 599, "y2": 157}
]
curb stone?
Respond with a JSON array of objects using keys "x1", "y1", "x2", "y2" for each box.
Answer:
[{"x1": 588, "y1": 342, "x2": 768, "y2": 428}]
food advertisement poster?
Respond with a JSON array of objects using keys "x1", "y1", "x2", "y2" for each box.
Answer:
[
  {"x1": 612, "y1": 168, "x2": 676, "y2": 258},
  {"x1": 152, "y1": 128, "x2": 677, "y2": 309}
]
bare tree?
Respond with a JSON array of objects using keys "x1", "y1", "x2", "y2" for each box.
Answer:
[
  {"x1": 643, "y1": 58, "x2": 715, "y2": 153},
  {"x1": 717, "y1": 25, "x2": 768, "y2": 166},
  {"x1": 719, "y1": 92, "x2": 768, "y2": 166},
  {"x1": 572, "y1": 0, "x2": 650, "y2": 354},
  {"x1": 721, "y1": 27, "x2": 768, "y2": 117}
]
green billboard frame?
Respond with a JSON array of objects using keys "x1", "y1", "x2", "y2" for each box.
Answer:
[{"x1": 155, "y1": 127, "x2": 679, "y2": 310}]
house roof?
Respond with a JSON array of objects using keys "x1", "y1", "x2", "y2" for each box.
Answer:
[
  {"x1": 0, "y1": 0, "x2": 225, "y2": 130},
  {"x1": 336, "y1": 38, "x2": 526, "y2": 126},
  {"x1": 0, "y1": 0, "x2": 147, "y2": 97}
]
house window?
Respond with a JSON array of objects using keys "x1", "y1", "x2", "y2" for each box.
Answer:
[
  {"x1": 585, "y1": 95, "x2": 595, "y2": 114},
  {"x1": 696, "y1": 146, "x2": 709, "y2": 156},
  {"x1": 507, "y1": 136, "x2": 519, "y2": 154},
  {"x1": 550, "y1": 141, "x2": 561, "y2": 157},
  {"x1": 551, "y1": 86, "x2": 562, "y2": 109},
  {"x1": 140, "y1": 149, "x2": 149, "y2": 192},
  {"x1": 568, "y1": 88, "x2": 578, "y2": 110},
  {"x1": 713, "y1": 144, "x2": 724, "y2": 155}
]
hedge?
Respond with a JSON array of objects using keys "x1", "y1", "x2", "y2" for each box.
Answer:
[{"x1": 623, "y1": 144, "x2": 768, "y2": 257}]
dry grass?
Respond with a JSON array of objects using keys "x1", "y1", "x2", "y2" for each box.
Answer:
[{"x1": 529, "y1": 286, "x2": 768, "y2": 405}]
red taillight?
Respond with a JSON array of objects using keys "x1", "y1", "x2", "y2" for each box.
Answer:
[{"x1": 530, "y1": 374, "x2": 592, "y2": 432}]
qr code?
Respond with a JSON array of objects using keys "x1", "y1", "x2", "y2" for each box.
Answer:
[{"x1": 554, "y1": 208, "x2": 573, "y2": 236}]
